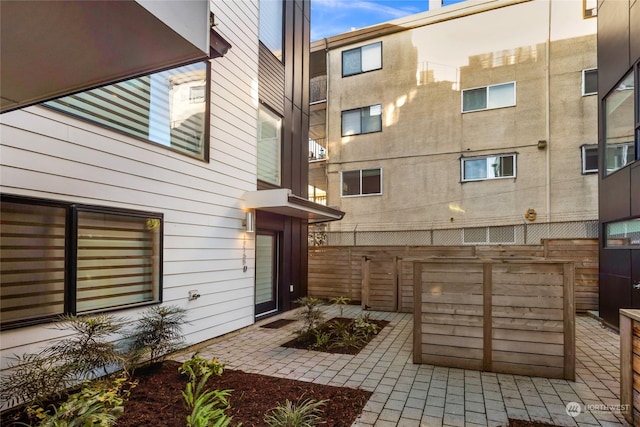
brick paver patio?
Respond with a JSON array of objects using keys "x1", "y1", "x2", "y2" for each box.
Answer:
[{"x1": 174, "y1": 305, "x2": 629, "y2": 427}]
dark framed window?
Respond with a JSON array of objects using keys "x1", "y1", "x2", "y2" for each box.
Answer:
[
  {"x1": 259, "y1": 0, "x2": 283, "y2": 61},
  {"x1": 461, "y1": 153, "x2": 516, "y2": 182},
  {"x1": 342, "y1": 42, "x2": 382, "y2": 77},
  {"x1": 341, "y1": 105, "x2": 382, "y2": 136},
  {"x1": 341, "y1": 168, "x2": 382, "y2": 196},
  {"x1": 603, "y1": 69, "x2": 636, "y2": 176},
  {"x1": 581, "y1": 144, "x2": 598, "y2": 173},
  {"x1": 604, "y1": 218, "x2": 640, "y2": 247},
  {"x1": 462, "y1": 82, "x2": 516, "y2": 112},
  {"x1": 582, "y1": 68, "x2": 598, "y2": 96},
  {"x1": 0, "y1": 195, "x2": 163, "y2": 329},
  {"x1": 44, "y1": 62, "x2": 210, "y2": 161}
]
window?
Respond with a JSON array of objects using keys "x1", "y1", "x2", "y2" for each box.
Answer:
[
  {"x1": 0, "y1": 195, "x2": 162, "y2": 329},
  {"x1": 341, "y1": 168, "x2": 382, "y2": 196},
  {"x1": 605, "y1": 218, "x2": 640, "y2": 247},
  {"x1": 581, "y1": 145, "x2": 598, "y2": 173},
  {"x1": 583, "y1": 0, "x2": 597, "y2": 18},
  {"x1": 582, "y1": 68, "x2": 598, "y2": 95},
  {"x1": 45, "y1": 62, "x2": 209, "y2": 160},
  {"x1": 342, "y1": 42, "x2": 382, "y2": 77},
  {"x1": 259, "y1": 0, "x2": 283, "y2": 61},
  {"x1": 462, "y1": 82, "x2": 516, "y2": 112},
  {"x1": 342, "y1": 105, "x2": 382, "y2": 136},
  {"x1": 257, "y1": 105, "x2": 282, "y2": 185},
  {"x1": 463, "y1": 226, "x2": 515, "y2": 244},
  {"x1": 604, "y1": 70, "x2": 636, "y2": 176},
  {"x1": 461, "y1": 154, "x2": 516, "y2": 182}
]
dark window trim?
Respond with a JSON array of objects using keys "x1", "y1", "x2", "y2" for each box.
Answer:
[
  {"x1": 601, "y1": 61, "x2": 639, "y2": 179},
  {"x1": 342, "y1": 41, "x2": 383, "y2": 78},
  {"x1": 42, "y1": 61, "x2": 211, "y2": 163},
  {"x1": 602, "y1": 216, "x2": 640, "y2": 249},
  {"x1": 0, "y1": 194, "x2": 163, "y2": 331}
]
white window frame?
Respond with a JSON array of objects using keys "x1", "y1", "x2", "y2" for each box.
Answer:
[
  {"x1": 461, "y1": 82, "x2": 516, "y2": 113},
  {"x1": 582, "y1": 68, "x2": 598, "y2": 96},
  {"x1": 342, "y1": 42, "x2": 382, "y2": 77},
  {"x1": 461, "y1": 153, "x2": 517, "y2": 182},
  {"x1": 340, "y1": 168, "x2": 383, "y2": 197},
  {"x1": 341, "y1": 104, "x2": 383, "y2": 136},
  {"x1": 581, "y1": 144, "x2": 598, "y2": 174}
]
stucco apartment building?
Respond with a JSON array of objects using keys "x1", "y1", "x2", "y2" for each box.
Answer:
[
  {"x1": 309, "y1": 0, "x2": 599, "y2": 246},
  {"x1": 0, "y1": 0, "x2": 341, "y2": 375}
]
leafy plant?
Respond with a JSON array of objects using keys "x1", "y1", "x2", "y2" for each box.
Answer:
[
  {"x1": 329, "y1": 296, "x2": 350, "y2": 317},
  {"x1": 126, "y1": 305, "x2": 188, "y2": 366},
  {"x1": 179, "y1": 354, "x2": 235, "y2": 427},
  {"x1": 296, "y1": 297, "x2": 323, "y2": 335},
  {"x1": 1, "y1": 314, "x2": 126, "y2": 409},
  {"x1": 20, "y1": 372, "x2": 135, "y2": 427},
  {"x1": 311, "y1": 330, "x2": 331, "y2": 349},
  {"x1": 263, "y1": 396, "x2": 327, "y2": 427},
  {"x1": 353, "y1": 313, "x2": 379, "y2": 339}
]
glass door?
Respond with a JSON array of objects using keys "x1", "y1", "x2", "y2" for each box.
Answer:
[{"x1": 255, "y1": 232, "x2": 278, "y2": 316}]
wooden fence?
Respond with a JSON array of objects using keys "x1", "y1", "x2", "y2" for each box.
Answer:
[
  {"x1": 308, "y1": 239, "x2": 598, "y2": 313},
  {"x1": 618, "y1": 309, "x2": 640, "y2": 425},
  {"x1": 413, "y1": 258, "x2": 575, "y2": 380}
]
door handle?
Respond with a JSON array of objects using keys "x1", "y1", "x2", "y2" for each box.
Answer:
[{"x1": 633, "y1": 281, "x2": 640, "y2": 290}]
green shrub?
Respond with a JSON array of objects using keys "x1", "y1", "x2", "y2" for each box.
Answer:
[
  {"x1": 329, "y1": 296, "x2": 351, "y2": 317},
  {"x1": 263, "y1": 397, "x2": 327, "y2": 427},
  {"x1": 295, "y1": 297, "x2": 323, "y2": 335}
]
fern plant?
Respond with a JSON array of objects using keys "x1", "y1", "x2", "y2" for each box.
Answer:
[{"x1": 329, "y1": 296, "x2": 351, "y2": 317}]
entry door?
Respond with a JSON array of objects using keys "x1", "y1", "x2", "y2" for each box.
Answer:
[
  {"x1": 632, "y1": 250, "x2": 640, "y2": 307},
  {"x1": 255, "y1": 232, "x2": 278, "y2": 316}
]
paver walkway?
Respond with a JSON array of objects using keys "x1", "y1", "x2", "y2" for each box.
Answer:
[{"x1": 175, "y1": 305, "x2": 629, "y2": 427}]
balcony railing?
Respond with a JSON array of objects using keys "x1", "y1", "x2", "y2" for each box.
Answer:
[
  {"x1": 308, "y1": 195, "x2": 327, "y2": 205},
  {"x1": 310, "y1": 75, "x2": 327, "y2": 104},
  {"x1": 309, "y1": 138, "x2": 327, "y2": 162}
]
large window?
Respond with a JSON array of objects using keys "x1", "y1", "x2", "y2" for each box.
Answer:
[
  {"x1": 605, "y1": 218, "x2": 640, "y2": 247},
  {"x1": 603, "y1": 70, "x2": 636, "y2": 176},
  {"x1": 582, "y1": 68, "x2": 598, "y2": 96},
  {"x1": 461, "y1": 154, "x2": 516, "y2": 182},
  {"x1": 259, "y1": 0, "x2": 283, "y2": 61},
  {"x1": 342, "y1": 42, "x2": 382, "y2": 77},
  {"x1": 342, "y1": 105, "x2": 382, "y2": 136},
  {"x1": 257, "y1": 105, "x2": 282, "y2": 186},
  {"x1": 0, "y1": 195, "x2": 162, "y2": 329},
  {"x1": 581, "y1": 145, "x2": 598, "y2": 173},
  {"x1": 341, "y1": 168, "x2": 382, "y2": 196},
  {"x1": 45, "y1": 62, "x2": 209, "y2": 160},
  {"x1": 462, "y1": 82, "x2": 516, "y2": 112}
]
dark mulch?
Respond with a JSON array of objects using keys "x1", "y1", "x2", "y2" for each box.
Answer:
[
  {"x1": 116, "y1": 361, "x2": 371, "y2": 427},
  {"x1": 260, "y1": 318, "x2": 297, "y2": 329},
  {"x1": 281, "y1": 317, "x2": 389, "y2": 355}
]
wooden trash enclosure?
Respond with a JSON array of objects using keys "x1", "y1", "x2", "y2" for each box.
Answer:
[
  {"x1": 413, "y1": 258, "x2": 575, "y2": 380},
  {"x1": 619, "y1": 309, "x2": 640, "y2": 425}
]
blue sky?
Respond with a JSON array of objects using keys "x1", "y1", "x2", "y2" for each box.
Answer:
[{"x1": 311, "y1": 0, "x2": 465, "y2": 41}]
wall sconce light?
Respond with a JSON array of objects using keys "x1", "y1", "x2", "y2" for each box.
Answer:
[
  {"x1": 243, "y1": 211, "x2": 255, "y2": 233},
  {"x1": 537, "y1": 140, "x2": 547, "y2": 150}
]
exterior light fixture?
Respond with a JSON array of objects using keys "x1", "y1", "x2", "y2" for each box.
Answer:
[{"x1": 243, "y1": 211, "x2": 255, "y2": 233}]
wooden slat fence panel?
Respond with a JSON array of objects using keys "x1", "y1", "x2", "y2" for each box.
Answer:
[
  {"x1": 308, "y1": 247, "x2": 359, "y2": 301},
  {"x1": 544, "y1": 239, "x2": 598, "y2": 312},
  {"x1": 413, "y1": 258, "x2": 575, "y2": 380}
]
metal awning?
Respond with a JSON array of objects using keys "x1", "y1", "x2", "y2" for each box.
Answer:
[
  {"x1": 1, "y1": 0, "x2": 210, "y2": 113},
  {"x1": 244, "y1": 189, "x2": 345, "y2": 223}
]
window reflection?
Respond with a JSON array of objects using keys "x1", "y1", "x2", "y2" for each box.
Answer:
[{"x1": 604, "y1": 70, "x2": 635, "y2": 175}]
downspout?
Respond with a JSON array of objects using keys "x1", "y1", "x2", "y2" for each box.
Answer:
[
  {"x1": 545, "y1": 0, "x2": 552, "y2": 224},
  {"x1": 324, "y1": 38, "x2": 331, "y2": 220}
]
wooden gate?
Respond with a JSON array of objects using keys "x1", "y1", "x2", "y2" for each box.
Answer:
[{"x1": 361, "y1": 257, "x2": 398, "y2": 311}]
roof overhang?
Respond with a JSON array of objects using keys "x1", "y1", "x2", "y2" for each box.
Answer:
[
  {"x1": 1, "y1": 0, "x2": 210, "y2": 113},
  {"x1": 245, "y1": 189, "x2": 345, "y2": 223}
]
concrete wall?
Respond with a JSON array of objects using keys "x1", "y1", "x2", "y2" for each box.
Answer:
[{"x1": 322, "y1": 0, "x2": 597, "y2": 232}]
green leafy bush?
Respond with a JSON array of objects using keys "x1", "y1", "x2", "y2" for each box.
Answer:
[{"x1": 329, "y1": 296, "x2": 351, "y2": 317}]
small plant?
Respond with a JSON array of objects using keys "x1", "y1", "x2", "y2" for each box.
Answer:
[
  {"x1": 329, "y1": 296, "x2": 350, "y2": 317},
  {"x1": 353, "y1": 313, "x2": 379, "y2": 340},
  {"x1": 20, "y1": 372, "x2": 135, "y2": 427},
  {"x1": 126, "y1": 305, "x2": 188, "y2": 366},
  {"x1": 179, "y1": 354, "x2": 234, "y2": 427},
  {"x1": 311, "y1": 330, "x2": 331, "y2": 349},
  {"x1": 264, "y1": 396, "x2": 327, "y2": 427},
  {"x1": 296, "y1": 297, "x2": 323, "y2": 334},
  {"x1": 0, "y1": 314, "x2": 126, "y2": 409}
]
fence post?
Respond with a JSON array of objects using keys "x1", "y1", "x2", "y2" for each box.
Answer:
[
  {"x1": 413, "y1": 262, "x2": 423, "y2": 363},
  {"x1": 361, "y1": 256, "x2": 370, "y2": 309},
  {"x1": 483, "y1": 262, "x2": 493, "y2": 372}
]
